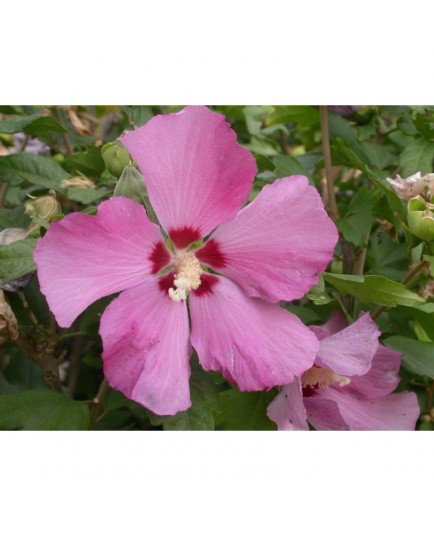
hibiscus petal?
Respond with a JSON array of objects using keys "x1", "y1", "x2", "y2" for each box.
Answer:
[
  {"x1": 303, "y1": 397, "x2": 349, "y2": 431},
  {"x1": 347, "y1": 345, "x2": 401, "y2": 399},
  {"x1": 100, "y1": 277, "x2": 192, "y2": 416},
  {"x1": 34, "y1": 197, "x2": 170, "y2": 328},
  {"x1": 266, "y1": 380, "x2": 309, "y2": 431},
  {"x1": 120, "y1": 106, "x2": 256, "y2": 248},
  {"x1": 196, "y1": 176, "x2": 338, "y2": 303},
  {"x1": 316, "y1": 388, "x2": 420, "y2": 430},
  {"x1": 189, "y1": 275, "x2": 318, "y2": 390},
  {"x1": 315, "y1": 313, "x2": 380, "y2": 376}
]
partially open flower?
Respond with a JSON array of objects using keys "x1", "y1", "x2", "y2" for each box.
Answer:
[
  {"x1": 387, "y1": 172, "x2": 434, "y2": 201},
  {"x1": 25, "y1": 190, "x2": 62, "y2": 221},
  {"x1": 267, "y1": 311, "x2": 420, "y2": 430}
]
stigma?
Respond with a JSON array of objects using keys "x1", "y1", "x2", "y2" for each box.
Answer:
[
  {"x1": 301, "y1": 366, "x2": 351, "y2": 390},
  {"x1": 168, "y1": 252, "x2": 203, "y2": 302}
]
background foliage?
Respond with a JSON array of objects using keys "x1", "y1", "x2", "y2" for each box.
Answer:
[{"x1": 1, "y1": 104, "x2": 433, "y2": 430}]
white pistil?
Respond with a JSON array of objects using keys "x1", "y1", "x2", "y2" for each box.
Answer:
[{"x1": 168, "y1": 252, "x2": 203, "y2": 302}]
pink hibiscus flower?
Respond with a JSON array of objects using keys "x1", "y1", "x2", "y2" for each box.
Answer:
[
  {"x1": 267, "y1": 311, "x2": 420, "y2": 430},
  {"x1": 34, "y1": 106, "x2": 338, "y2": 415}
]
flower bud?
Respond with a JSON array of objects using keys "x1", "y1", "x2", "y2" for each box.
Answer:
[
  {"x1": 114, "y1": 165, "x2": 158, "y2": 223},
  {"x1": 61, "y1": 174, "x2": 96, "y2": 190},
  {"x1": 101, "y1": 142, "x2": 130, "y2": 177},
  {"x1": 407, "y1": 195, "x2": 434, "y2": 241},
  {"x1": 0, "y1": 289, "x2": 19, "y2": 346},
  {"x1": 24, "y1": 190, "x2": 62, "y2": 221}
]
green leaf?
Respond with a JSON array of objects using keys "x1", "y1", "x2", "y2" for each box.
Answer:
[
  {"x1": 273, "y1": 155, "x2": 311, "y2": 180},
  {"x1": 0, "y1": 153, "x2": 70, "y2": 190},
  {"x1": 64, "y1": 146, "x2": 105, "y2": 177},
  {"x1": 338, "y1": 187, "x2": 380, "y2": 246},
  {"x1": 0, "y1": 113, "x2": 41, "y2": 134},
  {"x1": 65, "y1": 187, "x2": 110, "y2": 204},
  {"x1": 0, "y1": 348, "x2": 46, "y2": 395},
  {"x1": 23, "y1": 115, "x2": 67, "y2": 136},
  {"x1": 122, "y1": 106, "x2": 154, "y2": 127},
  {"x1": 399, "y1": 138, "x2": 434, "y2": 177},
  {"x1": 331, "y1": 138, "x2": 405, "y2": 221},
  {"x1": 384, "y1": 336, "x2": 434, "y2": 378},
  {"x1": 0, "y1": 390, "x2": 91, "y2": 430},
  {"x1": 217, "y1": 389, "x2": 277, "y2": 431},
  {"x1": 0, "y1": 207, "x2": 30, "y2": 230},
  {"x1": 366, "y1": 232, "x2": 407, "y2": 280},
  {"x1": 265, "y1": 106, "x2": 320, "y2": 127},
  {"x1": 0, "y1": 238, "x2": 37, "y2": 284},
  {"x1": 323, "y1": 273, "x2": 425, "y2": 307},
  {"x1": 255, "y1": 154, "x2": 275, "y2": 173},
  {"x1": 0, "y1": 113, "x2": 66, "y2": 135}
]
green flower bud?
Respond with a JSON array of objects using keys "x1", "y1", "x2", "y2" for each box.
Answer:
[
  {"x1": 113, "y1": 165, "x2": 158, "y2": 224},
  {"x1": 408, "y1": 195, "x2": 434, "y2": 242},
  {"x1": 24, "y1": 190, "x2": 62, "y2": 222},
  {"x1": 101, "y1": 142, "x2": 131, "y2": 177}
]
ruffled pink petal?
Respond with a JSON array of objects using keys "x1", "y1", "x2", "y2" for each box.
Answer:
[
  {"x1": 100, "y1": 277, "x2": 191, "y2": 416},
  {"x1": 120, "y1": 106, "x2": 256, "y2": 248},
  {"x1": 266, "y1": 380, "x2": 309, "y2": 431},
  {"x1": 316, "y1": 388, "x2": 420, "y2": 430},
  {"x1": 196, "y1": 176, "x2": 338, "y2": 303},
  {"x1": 314, "y1": 313, "x2": 380, "y2": 376},
  {"x1": 189, "y1": 275, "x2": 318, "y2": 390},
  {"x1": 303, "y1": 397, "x2": 349, "y2": 431},
  {"x1": 34, "y1": 197, "x2": 170, "y2": 328},
  {"x1": 348, "y1": 345, "x2": 401, "y2": 399},
  {"x1": 316, "y1": 310, "x2": 348, "y2": 337}
]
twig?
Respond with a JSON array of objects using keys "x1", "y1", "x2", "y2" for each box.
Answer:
[
  {"x1": 67, "y1": 336, "x2": 85, "y2": 398},
  {"x1": 371, "y1": 259, "x2": 428, "y2": 320},
  {"x1": 19, "y1": 135, "x2": 30, "y2": 152},
  {"x1": 426, "y1": 380, "x2": 434, "y2": 414},
  {"x1": 0, "y1": 182, "x2": 8, "y2": 208},
  {"x1": 89, "y1": 379, "x2": 109, "y2": 431},
  {"x1": 15, "y1": 332, "x2": 61, "y2": 391},
  {"x1": 320, "y1": 106, "x2": 339, "y2": 222},
  {"x1": 53, "y1": 107, "x2": 73, "y2": 156}
]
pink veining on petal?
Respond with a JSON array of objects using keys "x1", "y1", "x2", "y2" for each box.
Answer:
[
  {"x1": 198, "y1": 176, "x2": 338, "y2": 304},
  {"x1": 121, "y1": 106, "x2": 257, "y2": 239},
  {"x1": 100, "y1": 278, "x2": 192, "y2": 416},
  {"x1": 189, "y1": 275, "x2": 318, "y2": 391},
  {"x1": 34, "y1": 197, "x2": 169, "y2": 328}
]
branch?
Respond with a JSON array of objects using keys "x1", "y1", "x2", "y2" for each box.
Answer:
[{"x1": 320, "y1": 106, "x2": 339, "y2": 222}]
